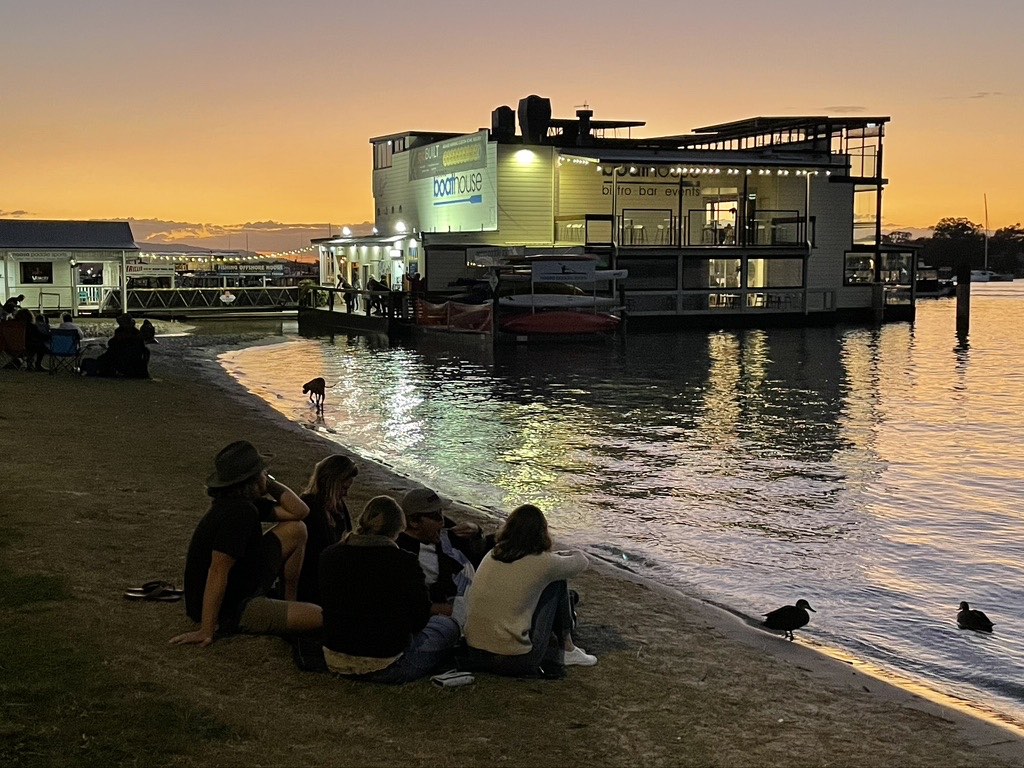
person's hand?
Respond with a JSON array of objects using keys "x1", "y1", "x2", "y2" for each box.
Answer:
[
  {"x1": 450, "y1": 522, "x2": 481, "y2": 539},
  {"x1": 169, "y1": 629, "x2": 215, "y2": 647},
  {"x1": 431, "y1": 602, "x2": 454, "y2": 617}
]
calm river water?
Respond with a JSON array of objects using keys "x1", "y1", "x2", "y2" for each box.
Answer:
[{"x1": 221, "y1": 283, "x2": 1024, "y2": 727}]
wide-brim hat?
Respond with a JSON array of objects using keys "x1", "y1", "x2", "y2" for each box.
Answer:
[
  {"x1": 206, "y1": 440, "x2": 269, "y2": 489},
  {"x1": 401, "y1": 487, "x2": 449, "y2": 517}
]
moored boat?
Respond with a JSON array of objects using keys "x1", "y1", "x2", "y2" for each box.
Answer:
[
  {"x1": 499, "y1": 310, "x2": 621, "y2": 335},
  {"x1": 916, "y1": 265, "x2": 955, "y2": 298},
  {"x1": 970, "y1": 269, "x2": 1014, "y2": 283}
]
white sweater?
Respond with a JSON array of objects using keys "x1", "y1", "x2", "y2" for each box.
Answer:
[{"x1": 464, "y1": 549, "x2": 588, "y2": 656}]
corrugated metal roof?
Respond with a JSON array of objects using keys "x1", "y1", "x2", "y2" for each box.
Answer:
[{"x1": 0, "y1": 220, "x2": 138, "y2": 250}]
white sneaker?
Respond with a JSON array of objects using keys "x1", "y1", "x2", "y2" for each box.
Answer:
[{"x1": 561, "y1": 646, "x2": 598, "y2": 666}]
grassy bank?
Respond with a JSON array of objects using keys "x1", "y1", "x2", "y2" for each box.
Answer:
[{"x1": 1, "y1": 329, "x2": 1019, "y2": 767}]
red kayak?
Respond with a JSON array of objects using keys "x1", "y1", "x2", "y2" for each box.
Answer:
[{"x1": 500, "y1": 311, "x2": 620, "y2": 335}]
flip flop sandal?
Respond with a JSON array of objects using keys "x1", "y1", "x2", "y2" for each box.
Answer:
[
  {"x1": 123, "y1": 583, "x2": 182, "y2": 601},
  {"x1": 125, "y1": 580, "x2": 183, "y2": 597}
]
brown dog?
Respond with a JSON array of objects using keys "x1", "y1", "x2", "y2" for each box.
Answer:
[{"x1": 303, "y1": 377, "x2": 327, "y2": 411}]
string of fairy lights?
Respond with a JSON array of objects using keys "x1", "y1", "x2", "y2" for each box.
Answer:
[{"x1": 138, "y1": 244, "x2": 319, "y2": 263}]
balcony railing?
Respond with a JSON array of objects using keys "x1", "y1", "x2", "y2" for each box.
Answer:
[{"x1": 555, "y1": 209, "x2": 814, "y2": 248}]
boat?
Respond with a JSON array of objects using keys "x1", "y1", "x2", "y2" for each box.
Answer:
[
  {"x1": 498, "y1": 293, "x2": 620, "y2": 309},
  {"x1": 500, "y1": 310, "x2": 621, "y2": 335},
  {"x1": 916, "y1": 265, "x2": 956, "y2": 297},
  {"x1": 970, "y1": 269, "x2": 1014, "y2": 283},
  {"x1": 496, "y1": 255, "x2": 627, "y2": 337},
  {"x1": 971, "y1": 195, "x2": 1014, "y2": 282}
]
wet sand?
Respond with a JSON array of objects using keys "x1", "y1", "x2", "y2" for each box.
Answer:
[{"x1": 2, "y1": 326, "x2": 1022, "y2": 766}]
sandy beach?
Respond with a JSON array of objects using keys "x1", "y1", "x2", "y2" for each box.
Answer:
[{"x1": 2, "y1": 323, "x2": 1022, "y2": 767}]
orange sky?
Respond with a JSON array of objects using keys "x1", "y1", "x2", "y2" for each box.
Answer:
[{"x1": 3, "y1": 1, "x2": 1021, "y2": 241}]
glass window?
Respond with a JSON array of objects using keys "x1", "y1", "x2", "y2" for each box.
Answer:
[
  {"x1": 709, "y1": 258, "x2": 741, "y2": 288},
  {"x1": 20, "y1": 262, "x2": 53, "y2": 284},
  {"x1": 747, "y1": 258, "x2": 803, "y2": 288},
  {"x1": 844, "y1": 252, "x2": 876, "y2": 284},
  {"x1": 853, "y1": 186, "x2": 879, "y2": 245},
  {"x1": 619, "y1": 258, "x2": 677, "y2": 290},
  {"x1": 374, "y1": 141, "x2": 393, "y2": 170},
  {"x1": 879, "y1": 252, "x2": 911, "y2": 284}
]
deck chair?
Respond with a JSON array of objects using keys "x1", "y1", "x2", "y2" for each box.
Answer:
[
  {"x1": 0, "y1": 321, "x2": 28, "y2": 369},
  {"x1": 46, "y1": 328, "x2": 82, "y2": 375}
]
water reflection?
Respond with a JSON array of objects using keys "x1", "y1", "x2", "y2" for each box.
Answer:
[{"x1": 226, "y1": 284, "x2": 1024, "y2": 726}]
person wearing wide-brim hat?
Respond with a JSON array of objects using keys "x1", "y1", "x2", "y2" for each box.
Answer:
[{"x1": 171, "y1": 440, "x2": 322, "y2": 647}]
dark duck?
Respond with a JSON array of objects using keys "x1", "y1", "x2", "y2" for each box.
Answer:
[
  {"x1": 956, "y1": 601, "x2": 994, "y2": 632},
  {"x1": 763, "y1": 599, "x2": 816, "y2": 640}
]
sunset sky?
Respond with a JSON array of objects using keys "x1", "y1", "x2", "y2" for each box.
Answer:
[{"x1": 2, "y1": 0, "x2": 1022, "y2": 251}]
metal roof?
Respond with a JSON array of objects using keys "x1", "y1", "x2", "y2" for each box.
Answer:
[{"x1": 0, "y1": 220, "x2": 138, "y2": 250}]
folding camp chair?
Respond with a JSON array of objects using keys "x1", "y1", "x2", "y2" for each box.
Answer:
[
  {"x1": 46, "y1": 328, "x2": 82, "y2": 375},
  {"x1": 0, "y1": 321, "x2": 28, "y2": 369}
]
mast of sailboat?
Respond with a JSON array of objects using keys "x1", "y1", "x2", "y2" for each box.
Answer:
[{"x1": 983, "y1": 193, "x2": 989, "y2": 270}]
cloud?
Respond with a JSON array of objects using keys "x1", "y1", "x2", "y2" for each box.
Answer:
[
  {"x1": 125, "y1": 218, "x2": 374, "y2": 254},
  {"x1": 939, "y1": 91, "x2": 1005, "y2": 100},
  {"x1": 821, "y1": 105, "x2": 867, "y2": 113},
  {"x1": 0, "y1": 209, "x2": 31, "y2": 216}
]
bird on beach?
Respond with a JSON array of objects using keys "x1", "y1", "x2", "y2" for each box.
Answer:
[
  {"x1": 763, "y1": 599, "x2": 816, "y2": 641},
  {"x1": 956, "y1": 601, "x2": 994, "y2": 632}
]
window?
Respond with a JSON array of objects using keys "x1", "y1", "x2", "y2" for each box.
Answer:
[
  {"x1": 619, "y1": 257, "x2": 677, "y2": 290},
  {"x1": 747, "y1": 258, "x2": 803, "y2": 288},
  {"x1": 20, "y1": 261, "x2": 53, "y2": 284},
  {"x1": 853, "y1": 186, "x2": 879, "y2": 245},
  {"x1": 844, "y1": 252, "x2": 876, "y2": 284},
  {"x1": 374, "y1": 141, "x2": 393, "y2": 170}
]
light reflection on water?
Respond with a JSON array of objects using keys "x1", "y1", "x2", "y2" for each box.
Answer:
[{"x1": 223, "y1": 283, "x2": 1024, "y2": 725}]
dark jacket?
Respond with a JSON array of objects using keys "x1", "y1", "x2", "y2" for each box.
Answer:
[
  {"x1": 319, "y1": 537, "x2": 431, "y2": 658},
  {"x1": 296, "y1": 493, "x2": 351, "y2": 605}
]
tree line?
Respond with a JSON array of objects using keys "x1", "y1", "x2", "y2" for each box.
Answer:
[{"x1": 883, "y1": 219, "x2": 1024, "y2": 276}]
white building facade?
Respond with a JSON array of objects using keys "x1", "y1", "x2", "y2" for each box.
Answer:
[{"x1": 318, "y1": 98, "x2": 901, "y2": 323}]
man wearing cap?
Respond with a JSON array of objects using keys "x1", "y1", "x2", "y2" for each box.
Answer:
[
  {"x1": 397, "y1": 487, "x2": 493, "y2": 621},
  {"x1": 171, "y1": 440, "x2": 322, "y2": 647}
]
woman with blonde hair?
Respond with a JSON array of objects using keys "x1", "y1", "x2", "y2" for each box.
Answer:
[
  {"x1": 463, "y1": 504, "x2": 595, "y2": 678},
  {"x1": 296, "y1": 454, "x2": 358, "y2": 604},
  {"x1": 318, "y1": 496, "x2": 460, "y2": 683}
]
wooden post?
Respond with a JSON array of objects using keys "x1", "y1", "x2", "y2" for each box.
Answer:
[{"x1": 956, "y1": 264, "x2": 971, "y2": 339}]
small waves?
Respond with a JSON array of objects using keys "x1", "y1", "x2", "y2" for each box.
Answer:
[{"x1": 222, "y1": 283, "x2": 1024, "y2": 726}]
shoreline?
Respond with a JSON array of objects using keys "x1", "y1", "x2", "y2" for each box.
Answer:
[
  {"x1": 2, "y1": 325, "x2": 1022, "y2": 766},
  {"x1": 220, "y1": 335, "x2": 1024, "y2": 743},
  {"x1": 214, "y1": 335, "x2": 1024, "y2": 753}
]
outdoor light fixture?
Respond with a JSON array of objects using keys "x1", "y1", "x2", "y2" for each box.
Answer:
[
  {"x1": 515, "y1": 149, "x2": 537, "y2": 165},
  {"x1": 395, "y1": 220, "x2": 407, "y2": 233},
  {"x1": 342, "y1": 226, "x2": 352, "y2": 236}
]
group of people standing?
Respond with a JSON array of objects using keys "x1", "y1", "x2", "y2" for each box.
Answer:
[{"x1": 171, "y1": 440, "x2": 597, "y2": 683}]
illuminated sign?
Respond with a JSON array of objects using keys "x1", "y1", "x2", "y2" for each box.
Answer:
[
  {"x1": 126, "y1": 263, "x2": 176, "y2": 277},
  {"x1": 409, "y1": 131, "x2": 487, "y2": 181},
  {"x1": 407, "y1": 131, "x2": 498, "y2": 233}
]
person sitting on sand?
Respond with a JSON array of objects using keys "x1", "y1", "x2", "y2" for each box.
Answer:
[
  {"x1": 397, "y1": 487, "x2": 493, "y2": 624},
  {"x1": 319, "y1": 495, "x2": 460, "y2": 683},
  {"x1": 296, "y1": 454, "x2": 358, "y2": 605},
  {"x1": 170, "y1": 440, "x2": 322, "y2": 647},
  {"x1": 462, "y1": 504, "x2": 596, "y2": 678},
  {"x1": 90, "y1": 314, "x2": 150, "y2": 378}
]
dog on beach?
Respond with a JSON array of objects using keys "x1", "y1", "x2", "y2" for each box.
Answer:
[{"x1": 303, "y1": 377, "x2": 327, "y2": 412}]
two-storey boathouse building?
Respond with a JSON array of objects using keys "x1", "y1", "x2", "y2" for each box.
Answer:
[{"x1": 317, "y1": 96, "x2": 910, "y2": 324}]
